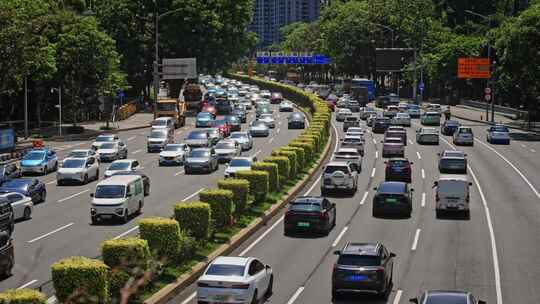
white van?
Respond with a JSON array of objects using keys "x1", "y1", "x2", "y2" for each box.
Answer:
[
  {"x1": 433, "y1": 174, "x2": 472, "y2": 217},
  {"x1": 90, "y1": 175, "x2": 144, "y2": 224}
]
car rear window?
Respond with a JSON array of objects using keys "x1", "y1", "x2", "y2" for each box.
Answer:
[
  {"x1": 289, "y1": 202, "x2": 322, "y2": 211},
  {"x1": 425, "y1": 294, "x2": 468, "y2": 304},
  {"x1": 324, "y1": 165, "x2": 348, "y2": 174},
  {"x1": 206, "y1": 264, "x2": 245, "y2": 276},
  {"x1": 337, "y1": 255, "x2": 379, "y2": 266},
  {"x1": 385, "y1": 138, "x2": 403, "y2": 144}
]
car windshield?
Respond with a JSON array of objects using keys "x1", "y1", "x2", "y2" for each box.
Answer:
[
  {"x1": 408, "y1": 105, "x2": 420, "y2": 109},
  {"x1": 252, "y1": 122, "x2": 267, "y2": 127},
  {"x1": 198, "y1": 113, "x2": 212, "y2": 120},
  {"x1": 100, "y1": 143, "x2": 117, "y2": 149},
  {"x1": 24, "y1": 151, "x2": 45, "y2": 160},
  {"x1": 0, "y1": 179, "x2": 29, "y2": 189},
  {"x1": 213, "y1": 119, "x2": 227, "y2": 126},
  {"x1": 324, "y1": 165, "x2": 348, "y2": 174},
  {"x1": 446, "y1": 121, "x2": 459, "y2": 126},
  {"x1": 440, "y1": 158, "x2": 466, "y2": 168},
  {"x1": 68, "y1": 151, "x2": 89, "y2": 158},
  {"x1": 187, "y1": 132, "x2": 207, "y2": 139},
  {"x1": 443, "y1": 151, "x2": 464, "y2": 157},
  {"x1": 96, "y1": 136, "x2": 114, "y2": 142},
  {"x1": 150, "y1": 131, "x2": 167, "y2": 138},
  {"x1": 205, "y1": 264, "x2": 245, "y2": 276},
  {"x1": 231, "y1": 133, "x2": 247, "y2": 139},
  {"x1": 62, "y1": 159, "x2": 86, "y2": 168},
  {"x1": 260, "y1": 114, "x2": 273, "y2": 119},
  {"x1": 492, "y1": 126, "x2": 509, "y2": 132},
  {"x1": 337, "y1": 255, "x2": 379, "y2": 266},
  {"x1": 216, "y1": 142, "x2": 235, "y2": 149},
  {"x1": 459, "y1": 128, "x2": 473, "y2": 134},
  {"x1": 225, "y1": 116, "x2": 239, "y2": 123},
  {"x1": 164, "y1": 145, "x2": 184, "y2": 152},
  {"x1": 108, "y1": 162, "x2": 130, "y2": 170},
  {"x1": 290, "y1": 202, "x2": 322, "y2": 211},
  {"x1": 230, "y1": 159, "x2": 251, "y2": 167},
  {"x1": 425, "y1": 294, "x2": 468, "y2": 304},
  {"x1": 95, "y1": 185, "x2": 125, "y2": 199},
  {"x1": 190, "y1": 150, "x2": 210, "y2": 158},
  {"x1": 152, "y1": 120, "x2": 168, "y2": 126}
]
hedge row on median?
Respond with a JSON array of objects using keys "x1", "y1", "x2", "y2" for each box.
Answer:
[
  {"x1": 0, "y1": 289, "x2": 47, "y2": 304},
  {"x1": 199, "y1": 189, "x2": 234, "y2": 229},
  {"x1": 174, "y1": 201, "x2": 212, "y2": 240}
]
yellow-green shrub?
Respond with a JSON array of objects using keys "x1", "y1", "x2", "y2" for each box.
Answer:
[
  {"x1": 139, "y1": 217, "x2": 183, "y2": 259},
  {"x1": 199, "y1": 189, "x2": 234, "y2": 228},
  {"x1": 251, "y1": 162, "x2": 279, "y2": 192},
  {"x1": 51, "y1": 256, "x2": 109, "y2": 304},
  {"x1": 217, "y1": 179, "x2": 249, "y2": 215},
  {"x1": 289, "y1": 141, "x2": 313, "y2": 163},
  {"x1": 264, "y1": 156, "x2": 290, "y2": 185},
  {"x1": 235, "y1": 170, "x2": 269, "y2": 202},
  {"x1": 282, "y1": 146, "x2": 305, "y2": 170},
  {"x1": 174, "y1": 202, "x2": 212, "y2": 240},
  {"x1": 271, "y1": 150, "x2": 297, "y2": 178},
  {"x1": 0, "y1": 289, "x2": 47, "y2": 304}
]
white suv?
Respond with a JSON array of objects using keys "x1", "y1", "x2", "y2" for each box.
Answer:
[{"x1": 321, "y1": 161, "x2": 358, "y2": 195}]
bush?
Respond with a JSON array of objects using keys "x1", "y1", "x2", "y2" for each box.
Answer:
[
  {"x1": 51, "y1": 256, "x2": 109, "y2": 304},
  {"x1": 251, "y1": 162, "x2": 279, "y2": 192},
  {"x1": 0, "y1": 289, "x2": 47, "y2": 304},
  {"x1": 139, "y1": 217, "x2": 182, "y2": 259},
  {"x1": 174, "y1": 202, "x2": 212, "y2": 240},
  {"x1": 264, "y1": 156, "x2": 290, "y2": 186},
  {"x1": 235, "y1": 170, "x2": 269, "y2": 203},
  {"x1": 199, "y1": 189, "x2": 234, "y2": 229},
  {"x1": 282, "y1": 146, "x2": 305, "y2": 170},
  {"x1": 300, "y1": 134, "x2": 321, "y2": 151},
  {"x1": 271, "y1": 150, "x2": 297, "y2": 178},
  {"x1": 289, "y1": 141, "x2": 313, "y2": 163},
  {"x1": 217, "y1": 179, "x2": 249, "y2": 215},
  {"x1": 101, "y1": 238, "x2": 150, "y2": 270}
]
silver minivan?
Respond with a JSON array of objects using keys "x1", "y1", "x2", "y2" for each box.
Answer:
[
  {"x1": 433, "y1": 174, "x2": 472, "y2": 218},
  {"x1": 90, "y1": 175, "x2": 144, "y2": 223}
]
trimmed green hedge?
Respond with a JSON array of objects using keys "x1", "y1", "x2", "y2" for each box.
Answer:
[
  {"x1": 289, "y1": 141, "x2": 314, "y2": 163},
  {"x1": 139, "y1": 217, "x2": 183, "y2": 259},
  {"x1": 271, "y1": 150, "x2": 297, "y2": 178},
  {"x1": 235, "y1": 170, "x2": 269, "y2": 202},
  {"x1": 217, "y1": 179, "x2": 249, "y2": 215},
  {"x1": 51, "y1": 256, "x2": 109, "y2": 304},
  {"x1": 174, "y1": 202, "x2": 212, "y2": 240},
  {"x1": 101, "y1": 237, "x2": 150, "y2": 269},
  {"x1": 0, "y1": 289, "x2": 47, "y2": 304},
  {"x1": 251, "y1": 162, "x2": 279, "y2": 192},
  {"x1": 199, "y1": 189, "x2": 234, "y2": 229},
  {"x1": 264, "y1": 156, "x2": 290, "y2": 180},
  {"x1": 281, "y1": 146, "x2": 305, "y2": 170}
]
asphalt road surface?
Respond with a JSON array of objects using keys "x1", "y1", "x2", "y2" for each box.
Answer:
[
  {"x1": 0, "y1": 102, "x2": 303, "y2": 293},
  {"x1": 170, "y1": 106, "x2": 540, "y2": 304}
]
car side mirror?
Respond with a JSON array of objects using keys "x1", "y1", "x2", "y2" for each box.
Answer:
[
  {"x1": 265, "y1": 265, "x2": 271, "y2": 270},
  {"x1": 333, "y1": 250, "x2": 341, "y2": 255},
  {"x1": 409, "y1": 298, "x2": 419, "y2": 303},
  {"x1": 90, "y1": 193, "x2": 94, "y2": 198},
  {"x1": 469, "y1": 182, "x2": 473, "y2": 186},
  {"x1": 410, "y1": 162, "x2": 414, "y2": 165},
  {"x1": 478, "y1": 301, "x2": 486, "y2": 304},
  {"x1": 390, "y1": 252, "x2": 396, "y2": 258},
  {"x1": 380, "y1": 140, "x2": 384, "y2": 143},
  {"x1": 410, "y1": 188, "x2": 414, "y2": 192},
  {"x1": 437, "y1": 153, "x2": 440, "y2": 156},
  {"x1": 433, "y1": 181, "x2": 438, "y2": 187},
  {"x1": 126, "y1": 193, "x2": 133, "y2": 198},
  {"x1": 373, "y1": 187, "x2": 377, "y2": 191},
  {"x1": 464, "y1": 153, "x2": 468, "y2": 156}
]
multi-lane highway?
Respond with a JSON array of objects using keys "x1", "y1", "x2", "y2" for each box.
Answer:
[
  {"x1": 0, "y1": 102, "x2": 304, "y2": 292},
  {"x1": 170, "y1": 105, "x2": 540, "y2": 304}
]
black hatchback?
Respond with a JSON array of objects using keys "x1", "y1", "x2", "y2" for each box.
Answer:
[
  {"x1": 284, "y1": 196, "x2": 336, "y2": 235},
  {"x1": 385, "y1": 158, "x2": 413, "y2": 183},
  {"x1": 372, "y1": 118, "x2": 390, "y2": 133},
  {"x1": 332, "y1": 242, "x2": 395, "y2": 299},
  {"x1": 373, "y1": 182, "x2": 413, "y2": 217}
]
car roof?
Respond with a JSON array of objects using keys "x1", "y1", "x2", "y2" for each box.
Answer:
[
  {"x1": 70, "y1": 149, "x2": 92, "y2": 153},
  {"x1": 344, "y1": 135, "x2": 362, "y2": 139},
  {"x1": 63, "y1": 157, "x2": 88, "y2": 162},
  {"x1": 213, "y1": 256, "x2": 250, "y2": 266},
  {"x1": 342, "y1": 242, "x2": 380, "y2": 256},
  {"x1": 111, "y1": 159, "x2": 136, "y2": 164},
  {"x1": 97, "y1": 175, "x2": 140, "y2": 185},
  {"x1": 336, "y1": 148, "x2": 358, "y2": 153},
  {"x1": 378, "y1": 181, "x2": 407, "y2": 193},
  {"x1": 326, "y1": 161, "x2": 350, "y2": 167}
]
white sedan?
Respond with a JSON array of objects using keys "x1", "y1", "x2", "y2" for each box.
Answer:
[
  {"x1": 279, "y1": 101, "x2": 294, "y2": 112},
  {"x1": 0, "y1": 192, "x2": 33, "y2": 220},
  {"x1": 57, "y1": 157, "x2": 100, "y2": 185},
  {"x1": 104, "y1": 159, "x2": 141, "y2": 178},
  {"x1": 159, "y1": 144, "x2": 190, "y2": 166},
  {"x1": 197, "y1": 256, "x2": 273, "y2": 304},
  {"x1": 257, "y1": 114, "x2": 276, "y2": 128}
]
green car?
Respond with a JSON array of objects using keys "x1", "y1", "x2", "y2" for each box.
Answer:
[{"x1": 421, "y1": 112, "x2": 441, "y2": 126}]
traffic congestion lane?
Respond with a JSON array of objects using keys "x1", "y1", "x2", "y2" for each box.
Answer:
[{"x1": 1, "y1": 103, "x2": 302, "y2": 291}]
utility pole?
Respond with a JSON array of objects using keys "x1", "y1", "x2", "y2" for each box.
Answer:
[
  {"x1": 413, "y1": 49, "x2": 417, "y2": 103},
  {"x1": 24, "y1": 75, "x2": 28, "y2": 139},
  {"x1": 51, "y1": 86, "x2": 62, "y2": 136}
]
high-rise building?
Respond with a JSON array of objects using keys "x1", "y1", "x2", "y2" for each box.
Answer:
[{"x1": 249, "y1": 0, "x2": 322, "y2": 47}]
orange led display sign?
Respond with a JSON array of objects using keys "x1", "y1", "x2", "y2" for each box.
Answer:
[{"x1": 457, "y1": 58, "x2": 491, "y2": 79}]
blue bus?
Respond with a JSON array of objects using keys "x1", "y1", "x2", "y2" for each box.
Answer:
[{"x1": 351, "y1": 78, "x2": 375, "y2": 101}]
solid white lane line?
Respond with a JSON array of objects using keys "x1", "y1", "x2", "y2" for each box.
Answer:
[
  {"x1": 239, "y1": 215, "x2": 284, "y2": 257},
  {"x1": 277, "y1": 128, "x2": 281, "y2": 134},
  {"x1": 131, "y1": 149, "x2": 142, "y2": 155},
  {"x1": 476, "y1": 139, "x2": 540, "y2": 200},
  {"x1": 286, "y1": 286, "x2": 305, "y2": 304},
  {"x1": 18, "y1": 279, "x2": 38, "y2": 289},
  {"x1": 393, "y1": 289, "x2": 403, "y2": 304},
  {"x1": 269, "y1": 137, "x2": 274, "y2": 143},
  {"x1": 114, "y1": 225, "x2": 139, "y2": 240},
  {"x1": 332, "y1": 226, "x2": 349, "y2": 247},
  {"x1": 372, "y1": 138, "x2": 377, "y2": 144},
  {"x1": 375, "y1": 151, "x2": 379, "y2": 159},
  {"x1": 180, "y1": 292, "x2": 196, "y2": 304},
  {"x1": 371, "y1": 167, "x2": 376, "y2": 178},
  {"x1": 127, "y1": 136, "x2": 136, "y2": 141},
  {"x1": 174, "y1": 170, "x2": 184, "y2": 177},
  {"x1": 58, "y1": 189, "x2": 89, "y2": 203},
  {"x1": 278, "y1": 121, "x2": 282, "y2": 125},
  {"x1": 332, "y1": 122, "x2": 340, "y2": 153},
  {"x1": 421, "y1": 169, "x2": 425, "y2": 179},
  {"x1": 46, "y1": 180, "x2": 56, "y2": 185},
  {"x1": 409, "y1": 139, "x2": 414, "y2": 145},
  {"x1": 521, "y1": 144, "x2": 526, "y2": 148},
  {"x1": 411, "y1": 228, "x2": 421, "y2": 251},
  {"x1": 421, "y1": 192, "x2": 426, "y2": 208},
  {"x1": 251, "y1": 150, "x2": 262, "y2": 158},
  {"x1": 181, "y1": 188, "x2": 204, "y2": 202},
  {"x1": 416, "y1": 151, "x2": 422, "y2": 159},
  {"x1": 28, "y1": 222, "x2": 74, "y2": 243},
  {"x1": 532, "y1": 149, "x2": 536, "y2": 153},
  {"x1": 359, "y1": 191, "x2": 369, "y2": 205},
  {"x1": 305, "y1": 174, "x2": 323, "y2": 195}
]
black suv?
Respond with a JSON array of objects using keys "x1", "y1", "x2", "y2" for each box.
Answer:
[
  {"x1": 385, "y1": 158, "x2": 413, "y2": 183},
  {"x1": 372, "y1": 117, "x2": 390, "y2": 133},
  {"x1": 284, "y1": 196, "x2": 336, "y2": 235},
  {"x1": 0, "y1": 197, "x2": 14, "y2": 236},
  {"x1": 373, "y1": 182, "x2": 414, "y2": 217},
  {"x1": 332, "y1": 242, "x2": 395, "y2": 299},
  {"x1": 0, "y1": 231, "x2": 14, "y2": 278}
]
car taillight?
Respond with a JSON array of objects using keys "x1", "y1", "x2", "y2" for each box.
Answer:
[
  {"x1": 333, "y1": 263, "x2": 337, "y2": 273},
  {"x1": 231, "y1": 283, "x2": 250, "y2": 289},
  {"x1": 320, "y1": 211, "x2": 328, "y2": 220},
  {"x1": 197, "y1": 282, "x2": 211, "y2": 288}
]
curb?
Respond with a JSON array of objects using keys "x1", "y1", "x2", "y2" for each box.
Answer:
[{"x1": 143, "y1": 121, "x2": 335, "y2": 304}]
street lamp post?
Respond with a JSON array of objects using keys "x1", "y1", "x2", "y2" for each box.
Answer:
[
  {"x1": 372, "y1": 23, "x2": 395, "y2": 48},
  {"x1": 51, "y1": 87, "x2": 62, "y2": 136},
  {"x1": 465, "y1": 10, "x2": 494, "y2": 122}
]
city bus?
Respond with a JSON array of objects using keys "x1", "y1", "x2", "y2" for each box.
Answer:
[{"x1": 351, "y1": 78, "x2": 375, "y2": 101}]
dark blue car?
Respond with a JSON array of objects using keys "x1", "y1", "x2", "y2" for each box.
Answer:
[
  {"x1": 0, "y1": 178, "x2": 46, "y2": 203},
  {"x1": 441, "y1": 120, "x2": 460, "y2": 136}
]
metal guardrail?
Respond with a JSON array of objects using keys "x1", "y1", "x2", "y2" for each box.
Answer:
[{"x1": 459, "y1": 99, "x2": 528, "y2": 120}]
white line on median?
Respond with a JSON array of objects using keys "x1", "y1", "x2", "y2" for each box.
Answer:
[
  {"x1": 131, "y1": 149, "x2": 142, "y2": 155},
  {"x1": 180, "y1": 292, "x2": 196, "y2": 304},
  {"x1": 409, "y1": 139, "x2": 414, "y2": 145},
  {"x1": 421, "y1": 192, "x2": 426, "y2": 207},
  {"x1": 286, "y1": 286, "x2": 305, "y2": 304},
  {"x1": 372, "y1": 138, "x2": 377, "y2": 144},
  {"x1": 411, "y1": 228, "x2": 421, "y2": 251},
  {"x1": 114, "y1": 225, "x2": 139, "y2": 240},
  {"x1": 269, "y1": 137, "x2": 274, "y2": 143},
  {"x1": 18, "y1": 279, "x2": 38, "y2": 289},
  {"x1": 58, "y1": 189, "x2": 89, "y2": 203},
  {"x1": 421, "y1": 169, "x2": 426, "y2": 179},
  {"x1": 127, "y1": 136, "x2": 136, "y2": 141},
  {"x1": 332, "y1": 226, "x2": 349, "y2": 247},
  {"x1": 174, "y1": 170, "x2": 184, "y2": 177},
  {"x1": 181, "y1": 188, "x2": 204, "y2": 202},
  {"x1": 371, "y1": 167, "x2": 376, "y2": 178},
  {"x1": 251, "y1": 150, "x2": 262, "y2": 158},
  {"x1": 416, "y1": 151, "x2": 422, "y2": 159},
  {"x1": 46, "y1": 180, "x2": 56, "y2": 185},
  {"x1": 28, "y1": 222, "x2": 74, "y2": 243},
  {"x1": 239, "y1": 215, "x2": 284, "y2": 257},
  {"x1": 375, "y1": 151, "x2": 379, "y2": 159},
  {"x1": 393, "y1": 289, "x2": 403, "y2": 304},
  {"x1": 359, "y1": 191, "x2": 369, "y2": 205}
]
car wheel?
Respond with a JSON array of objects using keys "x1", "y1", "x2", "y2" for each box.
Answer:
[
  {"x1": 435, "y1": 209, "x2": 442, "y2": 219},
  {"x1": 137, "y1": 201, "x2": 143, "y2": 215},
  {"x1": 251, "y1": 290, "x2": 258, "y2": 304},
  {"x1": 331, "y1": 289, "x2": 339, "y2": 300},
  {"x1": 53, "y1": 162, "x2": 58, "y2": 171},
  {"x1": 265, "y1": 275, "x2": 273, "y2": 298},
  {"x1": 40, "y1": 190, "x2": 47, "y2": 203},
  {"x1": 83, "y1": 174, "x2": 88, "y2": 184},
  {"x1": 43, "y1": 166, "x2": 48, "y2": 175},
  {"x1": 3, "y1": 259, "x2": 13, "y2": 278},
  {"x1": 372, "y1": 208, "x2": 379, "y2": 218},
  {"x1": 91, "y1": 216, "x2": 98, "y2": 225},
  {"x1": 122, "y1": 210, "x2": 129, "y2": 223},
  {"x1": 144, "y1": 185, "x2": 150, "y2": 196},
  {"x1": 23, "y1": 207, "x2": 32, "y2": 220},
  {"x1": 95, "y1": 169, "x2": 100, "y2": 181}
]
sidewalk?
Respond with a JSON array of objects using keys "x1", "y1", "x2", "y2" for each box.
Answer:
[{"x1": 77, "y1": 113, "x2": 153, "y2": 131}]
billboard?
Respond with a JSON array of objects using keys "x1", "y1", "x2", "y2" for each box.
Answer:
[
  {"x1": 256, "y1": 52, "x2": 331, "y2": 65},
  {"x1": 162, "y1": 58, "x2": 197, "y2": 80},
  {"x1": 0, "y1": 128, "x2": 16, "y2": 152},
  {"x1": 457, "y1": 58, "x2": 491, "y2": 79}
]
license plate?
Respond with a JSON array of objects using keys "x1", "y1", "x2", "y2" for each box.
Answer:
[
  {"x1": 297, "y1": 222, "x2": 310, "y2": 227},
  {"x1": 386, "y1": 198, "x2": 398, "y2": 204},
  {"x1": 394, "y1": 168, "x2": 403, "y2": 172},
  {"x1": 211, "y1": 295, "x2": 228, "y2": 301},
  {"x1": 101, "y1": 215, "x2": 112, "y2": 219},
  {"x1": 348, "y1": 275, "x2": 368, "y2": 282}
]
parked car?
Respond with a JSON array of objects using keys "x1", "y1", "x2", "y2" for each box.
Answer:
[
  {"x1": 453, "y1": 126, "x2": 474, "y2": 146},
  {"x1": 332, "y1": 148, "x2": 362, "y2": 172},
  {"x1": 214, "y1": 139, "x2": 242, "y2": 162},
  {"x1": 20, "y1": 148, "x2": 58, "y2": 175},
  {"x1": 416, "y1": 127, "x2": 439, "y2": 145},
  {"x1": 230, "y1": 132, "x2": 253, "y2": 151},
  {"x1": 438, "y1": 150, "x2": 467, "y2": 174},
  {"x1": 385, "y1": 158, "x2": 413, "y2": 183},
  {"x1": 321, "y1": 161, "x2": 358, "y2": 195},
  {"x1": 372, "y1": 181, "x2": 413, "y2": 217},
  {"x1": 284, "y1": 196, "x2": 336, "y2": 235},
  {"x1": 487, "y1": 124, "x2": 511, "y2": 144},
  {"x1": 409, "y1": 290, "x2": 486, "y2": 304},
  {"x1": 184, "y1": 148, "x2": 219, "y2": 174},
  {"x1": 332, "y1": 242, "x2": 395, "y2": 299},
  {"x1": 381, "y1": 137, "x2": 405, "y2": 158},
  {"x1": 57, "y1": 157, "x2": 99, "y2": 185},
  {"x1": 104, "y1": 159, "x2": 140, "y2": 178},
  {"x1": 0, "y1": 178, "x2": 46, "y2": 203},
  {"x1": 288, "y1": 113, "x2": 306, "y2": 129},
  {"x1": 159, "y1": 143, "x2": 190, "y2": 166},
  {"x1": 249, "y1": 121, "x2": 270, "y2": 137},
  {"x1": 0, "y1": 192, "x2": 32, "y2": 221}
]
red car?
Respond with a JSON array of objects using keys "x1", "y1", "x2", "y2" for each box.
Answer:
[
  {"x1": 270, "y1": 92, "x2": 284, "y2": 104},
  {"x1": 212, "y1": 118, "x2": 231, "y2": 137},
  {"x1": 201, "y1": 104, "x2": 217, "y2": 118}
]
